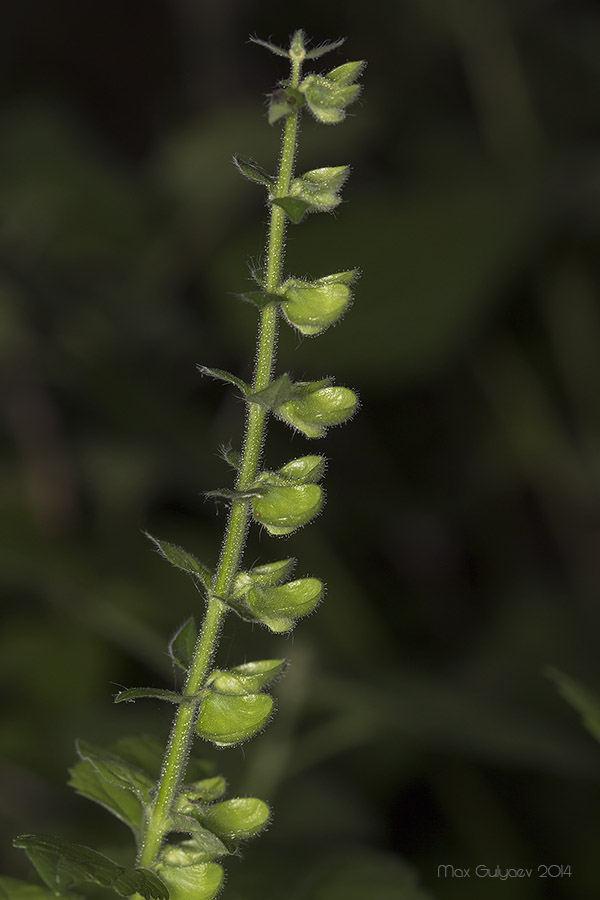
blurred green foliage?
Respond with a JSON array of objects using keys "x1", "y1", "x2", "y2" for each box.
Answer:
[{"x1": 2, "y1": 1, "x2": 600, "y2": 898}]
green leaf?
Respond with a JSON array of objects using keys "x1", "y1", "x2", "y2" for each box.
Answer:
[
  {"x1": 170, "y1": 617, "x2": 198, "y2": 671},
  {"x1": 207, "y1": 659, "x2": 287, "y2": 695},
  {"x1": 278, "y1": 385, "x2": 358, "y2": 438},
  {"x1": 114, "y1": 687, "x2": 186, "y2": 705},
  {"x1": 0, "y1": 877, "x2": 81, "y2": 900},
  {"x1": 146, "y1": 534, "x2": 212, "y2": 590},
  {"x1": 268, "y1": 87, "x2": 305, "y2": 125},
  {"x1": 197, "y1": 366, "x2": 249, "y2": 395},
  {"x1": 232, "y1": 155, "x2": 274, "y2": 187},
  {"x1": 280, "y1": 271, "x2": 356, "y2": 335},
  {"x1": 277, "y1": 455, "x2": 326, "y2": 483},
  {"x1": 13, "y1": 835, "x2": 168, "y2": 900},
  {"x1": 252, "y1": 483, "x2": 323, "y2": 535},
  {"x1": 248, "y1": 578, "x2": 323, "y2": 632},
  {"x1": 196, "y1": 692, "x2": 273, "y2": 747},
  {"x1": 205, "y1": 487, "x2": 264, "y2": 502},
  {"x1": 197, "y1": 798, "x2": 271, "y2": 841},
  {"x1": 270, "y1": 195, "x2": 312, "y2": 224},
  {"x1": 107, "y1": 735, "x2": 166, "y2": 779},
  {"x1": 68, "y1": 753, "x2": 144, "y2": 835},
  {"x1": 546, "y1": 668, "x2": 600, "y2": 743},
  {"x1": 157, "y1": 860, "x2": 223, "y2": 900},
  {"x1": 179, "y1": 775, "x2": 228, "y2": 806},
  {"x1": 73, "y1": 740, "x2": 154, "y2": 802}
]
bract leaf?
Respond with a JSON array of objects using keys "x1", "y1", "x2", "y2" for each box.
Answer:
[
  {"x1": 236, "y1": 289, "x2": 281, "y2": 309},
  {"x1": 252, "y1": 483, "x2": 323, "y2": 535},
  {"x1": 207, "y1": 659, "x2": 287, "y2": 695},
  {"x1": 170, "y1": 617, "x2": 198, "y2": 671},
  {"x1": 0, "y1": 877, "x2": 81, "y2": 900},
  {"x1": 114, "y1": 687, "x2": 186, "y2": 705},
  {"x1": 233, "y1": 155, "x2": 274, "y2": 187},
  {"x1": 304, "y1": 37, "x2": 346, "y2": 59},
  {"x1": 280, "y1": 271, "x2": 356, "y2": 335},
  {"x1": 74, "y1": 740, "x2": 154, "y2": 803},
  {"x1": 198, "y1": 798, "x2": 271, "y2": 841},
  {"x1": 268, "y1": 87, "x2": 305, "y2": 125},
  {"x1": 197, "y1": 366, "x2": 249, "y2": 395},
  {"x1": 157, "y1": 860, "x2": 223, "y2": 900},
  {"x1": 13, "y1": 835, "x2": 168, "y2": 900},
  {"x1": 278, "y1": 386, "x2": 358, "y2": 437},
  {"x1": 246, "y1": 373, "x2": 295, "y2": 410},
  {"x1": 146, "y1": 534, "x2": 212, "y2": 590},
  {"x1": 270, "y1": 195, "x2": 311, "y2": 224},
  {"x1": 277, "y1": 455, "x2": 326, "y2": 483},
  {"x1": 249, "y1": 35, "x2": 289, "y2": 58},
  {"x1": 248, "y1": 578, "x2": 323, "y2": 632},
  {"x1": 196, "y1": 692, "x2": 273, "y2": 747},
  {"x1": 205, "y1": 487, "x2": 264, "y2": 502}
]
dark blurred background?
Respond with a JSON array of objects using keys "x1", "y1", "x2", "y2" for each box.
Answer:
[{"x1": 2, "y1": 1, "x2": 600, "y2": 898}]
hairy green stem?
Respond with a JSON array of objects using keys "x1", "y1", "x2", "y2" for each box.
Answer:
[{"x1": 137, "y1": 51, "x2": 304, "y2": 870}]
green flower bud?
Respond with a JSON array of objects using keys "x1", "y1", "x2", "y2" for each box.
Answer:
[
  {"x1": 252, "y1": 483, "x2": 323, "y2": 535},
  {"x1": 196, "y1": 692, "x2": 273, "y2": 747},
  {"x1": 280, "y1": 270, "x2": 357, "y2": 335},
  {"x1": 248, "y1": 577, "x2": 323, "y2": 632},
  {"x1": 278, "y1": 385, "x2": 358, "y2": 438}
]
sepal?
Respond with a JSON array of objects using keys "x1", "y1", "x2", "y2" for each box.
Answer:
[
  {"x1": 194, "y1": 798, "x2": 270, "y2": 842},
  {"x1": 207, "y1": 659, "x2": 287, "y2": 695},
  {"x1": 231, "y1": 558, "x2": 296, "y2": 592},
  {"x1": 233, "y1": 155, "x2": 274, "y2": 187},
  {"x1": 271, "y1": 166, "x2": 349, "y2": 223},
  {"x1": 178, "y1": 775, "x2": 227, "y2": 805},
  {"x1": 278, "y1": 384, "x2": 358, "y2": 437},
  {"x1": 280, "y1": 270, "x2": 357, "y2": 335},
  {"x1": 156, "y1": 854, "x2": 223, "y2": 900},
  {"x1": 247, "y1": 578, "x2": 323, "y2": 632}
]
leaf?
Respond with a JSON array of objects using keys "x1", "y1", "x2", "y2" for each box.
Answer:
[
  {"x1": 197, "y1": 366, "x2": 249, "y2": 395},
  {"x1": 13, "y1": 835, "x2": 168, "y2": 900},
  {"x1": 73, "y1": 740, "x2": 154, "y2": 803},
  {"x1": 146, "y1": 534, "x2": 212, "y2": 590},
  {"x1": 546, "y1": 668, "x2": 600, "y2": 743},
  {"x1": 196, "y1": 692, "x2": 274, "y2": 747},
  {"x1": 232, "y1": 155, "x2": 274, "y2": 187},
  {"x1": 0, "y1": 877, "x2": 81, "y2": 900},
  {"x1": 197, "y1": 798, "x2": 271, "y2": 841},
  {"x1": 277, "y1": 455, "x2": 326, "y2": 483},
  {"x1": 268, "y1": 87, "x2": 305, "y2": 125},
  {"x1": 280, "y1": 271, "x2": 356, "y2": 335},
  {"x1": 205, "y1": 487, "x2": 265, "y2": 502},
  {"x1": 207, "y1": 659, "x2": 287, "y2": 695},
  {"x1": 270, "y1": 195, "x2": 312, "y2": 224},
  {"x1": 304, "y1": 38, "x2": 346, "y2": 60},
  {"x1": 157, "y1": 860, "x2": 223, "y2": 900},
  {"x1": 236, "y1": 289, "x2": 281, "y2": 309},
  {"x1": 248, "y1": 578, "x2": 323, "y2": 632},
  {"x1": 278, "y1": 385, "x2": 358, "y2": 438},
  {"x1": 114, "y1": 687, "x2": 186, "y2": 705},
  {"x1": 252, "y1": 483, "x2": 323, "y2": 535},
  {"x1": 107, "y1": 735, "x2": 166, "y2": 779},
  {"x1": 68, "y1": 754, "x2": 145, "y2": 835},
  {"x1": 170, "y1": 617, "x2": 198, "y2": 671}
]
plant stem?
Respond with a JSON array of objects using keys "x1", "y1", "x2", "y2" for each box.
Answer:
[{"x1": 137, "y1": 51, "x2": 303, "y2": 870}]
